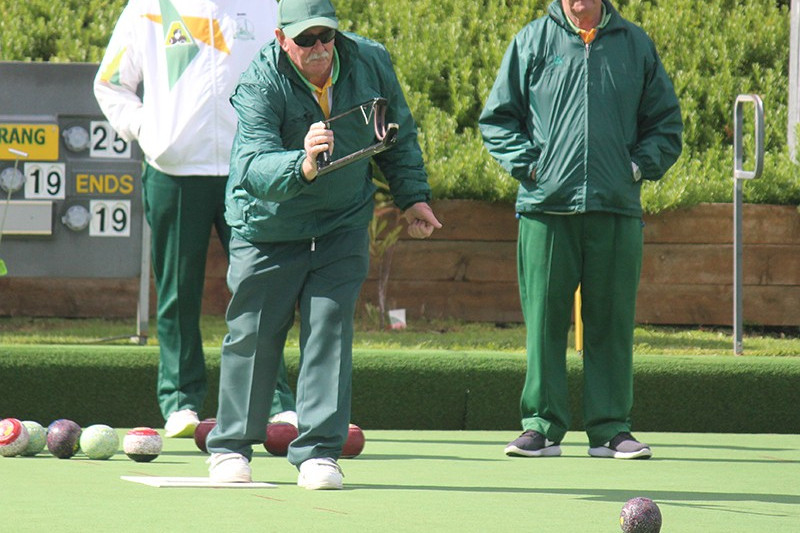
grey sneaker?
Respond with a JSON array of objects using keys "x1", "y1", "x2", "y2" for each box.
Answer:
[
  {"x1": 504, "y1": 430, "x2": 562, "y2": 457},
  {"x1": 588, "y1": 432, "x2": 652, "y2": 459}
]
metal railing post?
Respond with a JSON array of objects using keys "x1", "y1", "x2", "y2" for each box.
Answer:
[
  {"x1": 135, "y1": 214, "x2": 151, "y2": 345},
  {"x1": 789, "y1": 0, "x2": 799, "y2": 161},
  {"x1": 732, "y1": 94, "x2": 764, "y2": 355}
]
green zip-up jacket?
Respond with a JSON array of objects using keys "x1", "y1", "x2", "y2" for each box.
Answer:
[
  {"x1": 226, "y1": 31, "x2": 431, "y2": 243},
  {"x1": 479, "y1": 0, "x2": 682, "y2": 217}
]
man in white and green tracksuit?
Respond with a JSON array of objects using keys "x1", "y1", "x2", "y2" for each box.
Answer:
[
  {"x1": 94, "y1": 0, "x2": 296, "y2": 437},
  {"x1": 205, "y1": 0, "x2": 441, "y2": 489},
  {"x1": 480, "y1": 0, "x2": 682, "y2": 459}
]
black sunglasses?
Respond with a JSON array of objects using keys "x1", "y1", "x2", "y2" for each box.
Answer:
[{"x1": 292, "y1": 28, "x2": 336, "y2": 48}]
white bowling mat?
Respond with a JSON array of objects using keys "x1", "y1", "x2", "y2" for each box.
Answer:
[{"x1": 121, "y1": 476, "x2": 276, "y2": 488}]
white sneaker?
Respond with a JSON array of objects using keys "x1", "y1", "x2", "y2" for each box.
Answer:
[
  {"x1": 164, "y1": 409, "x2": 199, "y2": 438},
  {"x1": 268, "y1": 410, "x2": 298, "y2": 427},
  {"x1": 297, "y1": 457, "x2": 343, "y2": 490},
  {"x1": 208, "y1": 453, "x2": 252, "y2": 483}
]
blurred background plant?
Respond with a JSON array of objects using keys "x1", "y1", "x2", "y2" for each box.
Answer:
[{"x1": 367, "y1": 184, "x2": 403, "y2": 329}]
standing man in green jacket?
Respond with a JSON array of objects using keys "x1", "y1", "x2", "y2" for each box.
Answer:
[
  {"x1": 479, "y1": 0, "x2": 682, "y2": 459},
  {"x1": 206, "y1": 0, "x2": 441, "y2": 488}
]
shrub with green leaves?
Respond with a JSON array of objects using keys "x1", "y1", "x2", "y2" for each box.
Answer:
[
  {"x1": 621, "y1": 0, "x2": 798, "y2": 210},
  {"x1": 2, "y1": 0, "x2": 797, "y2": 212},
  {"x1": 0, "y1": 1, "x2": 126, "y2": 62}
]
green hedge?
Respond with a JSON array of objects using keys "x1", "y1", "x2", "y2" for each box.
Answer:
[
  {"x1": 3, "y1": 345, "x2": 799, "y2": 434},
  {"x1": 2, "y1": 0, "x2": 797, "y2": 212}
]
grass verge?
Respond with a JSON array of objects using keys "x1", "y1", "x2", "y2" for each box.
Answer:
[{"x1": 1, "y1": 316, "x2": 798, "y2": 357}]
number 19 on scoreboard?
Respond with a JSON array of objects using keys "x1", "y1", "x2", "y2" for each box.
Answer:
[{"x1": 89, "y1": 199, "x2": 131, "y2": 237}]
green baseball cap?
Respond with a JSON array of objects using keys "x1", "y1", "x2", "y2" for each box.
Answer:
[{"x1": 279, "y1": 0, "x2": 339, "y2": 39}]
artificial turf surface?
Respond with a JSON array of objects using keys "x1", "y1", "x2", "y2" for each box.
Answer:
[{"x1": 2, "y1": 430, "x2": 798, "y2": 532}]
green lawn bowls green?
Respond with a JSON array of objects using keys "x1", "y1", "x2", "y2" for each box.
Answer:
[
  {"x1": 80, "y1": 424, "x2": 119, "y2": 460},
  {"x1": 20, "y1": 421, "x2": 46, "y2": 456}
]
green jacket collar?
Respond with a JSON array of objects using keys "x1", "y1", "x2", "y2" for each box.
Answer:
[{"x1": 561, "y1": 2, "x2": 611, "y2": 33}]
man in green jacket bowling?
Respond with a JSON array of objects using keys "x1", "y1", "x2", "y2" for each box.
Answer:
[
  {"x1": 206, "y1": 0, "x2": 441, "y2": 488},
  {"x1": 480, "y1": 0, "x2": 682, "y2": 460}
]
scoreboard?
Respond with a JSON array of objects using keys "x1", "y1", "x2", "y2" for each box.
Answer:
[{"x1": 0, "y1": 61, "x2": 148, "y2": 341}]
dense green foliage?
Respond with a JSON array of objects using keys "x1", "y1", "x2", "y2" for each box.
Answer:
[
  {"x1": 0, "y1": 1, "x2": 124, "y2": 62},
  {"x1": 2, "y1": 0, "x2": 797, "y2": 212}
]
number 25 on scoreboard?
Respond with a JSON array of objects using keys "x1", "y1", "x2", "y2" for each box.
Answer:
[{"x1": 89, "y1": 121, "x2": 131, "y2": 159}]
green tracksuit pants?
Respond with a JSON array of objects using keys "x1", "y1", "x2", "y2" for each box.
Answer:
[
  {"x1": 517, "y1": 212, "x2": 642, "y2": 447},
  {"x1": 142, "y1": 165, "x2": 295, "y2": 421},
  {"x1": 206, "y1": 227, "x2": 369, "y2": 467}
]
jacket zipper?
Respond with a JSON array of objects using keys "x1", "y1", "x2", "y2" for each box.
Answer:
[{"x1": 582, "y1": 41, "x2": 591, "y2": 211}]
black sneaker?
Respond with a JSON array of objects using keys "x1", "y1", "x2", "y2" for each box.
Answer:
[
  {"x1": 588, "y1": 432, "x2": 652, "y2": 459},
  {"x1": 504, "y1": 430, "x2": 562, "y2": 457}
]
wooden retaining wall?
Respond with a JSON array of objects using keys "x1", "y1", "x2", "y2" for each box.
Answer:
[
  {"x1": 359, "y1": 201, "x2": 800, "y2": 326},
  {"x1": 1, "y1": 201, "x2": 798, "y2": 327}
]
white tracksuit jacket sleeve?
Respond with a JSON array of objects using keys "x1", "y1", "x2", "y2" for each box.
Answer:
[{"x1": 94, "y1": 2, "x2": 145, "y2": 144}]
